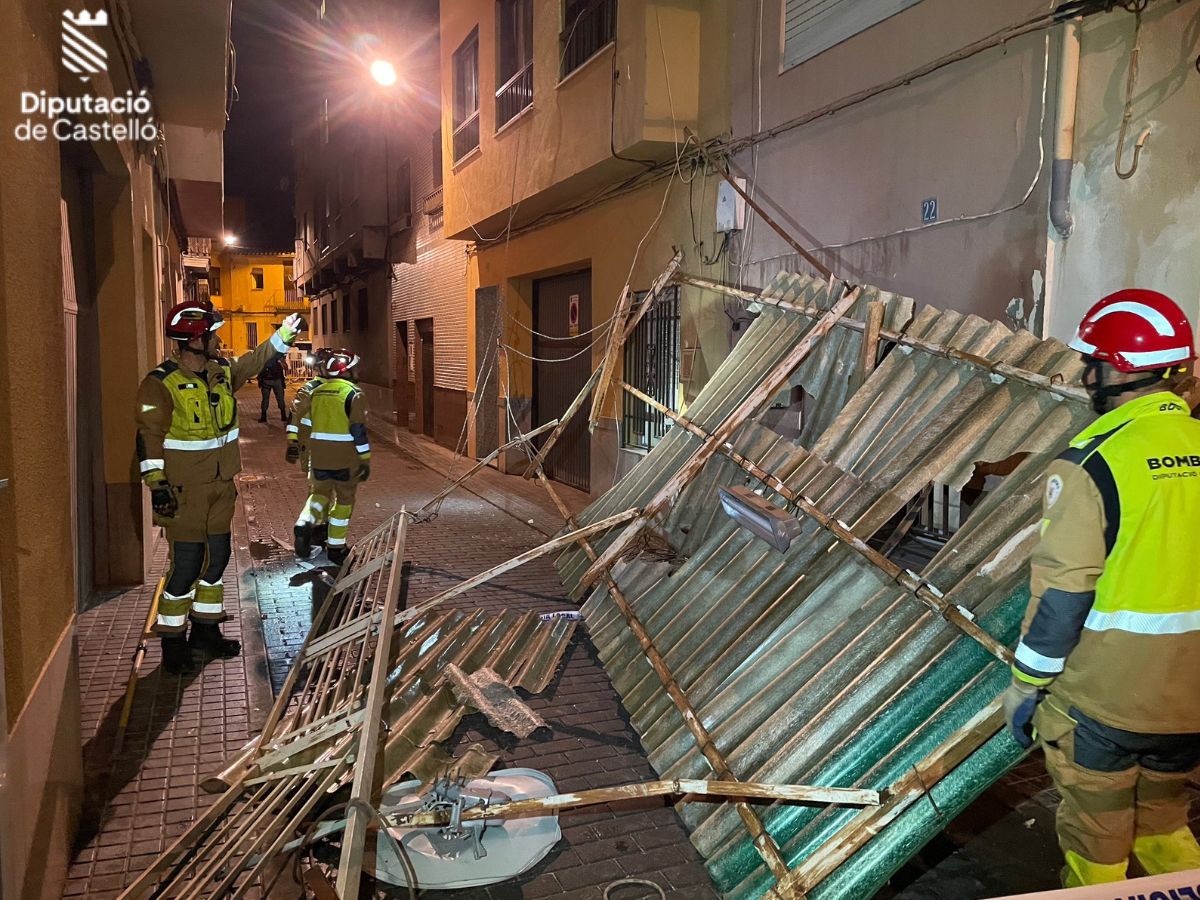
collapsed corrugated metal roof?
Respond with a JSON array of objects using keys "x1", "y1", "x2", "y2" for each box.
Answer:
[{"x1": 560, "y1": 272, "x2": 1093, "y2": 898}]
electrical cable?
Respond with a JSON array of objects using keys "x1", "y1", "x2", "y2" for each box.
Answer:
[{"x1": 604, "y1": 878, "x2": 666, "y2": 899}]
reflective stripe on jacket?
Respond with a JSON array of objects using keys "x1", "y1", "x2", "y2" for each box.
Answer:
[
  {"x1": 1015, "y1": 391, "x2": 1200, "y2": 733},
  {"x1": 307, "y1": 378, "x2": 370, "y2": 471}
]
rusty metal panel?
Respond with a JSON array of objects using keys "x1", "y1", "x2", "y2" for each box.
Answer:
[{"x1": 570, "y1": 277, "x2": 1092, "y2": 898}]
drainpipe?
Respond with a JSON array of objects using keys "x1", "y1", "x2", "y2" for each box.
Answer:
[{"x1": 1050, "y1": 18, "x2": 1081, "y2": 238}]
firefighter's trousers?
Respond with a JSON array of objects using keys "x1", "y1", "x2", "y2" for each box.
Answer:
[
  {"x1": 299, "y1": 469, "x2": 359, "y2": 549},
  {"x1": 1035, "y1": 699, "x2": 1200, "y2": 887},
  {"x1": 155, "y1": 480, "x2": 237, "y2": 634}
]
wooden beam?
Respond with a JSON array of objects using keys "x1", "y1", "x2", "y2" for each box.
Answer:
[
  {"x1": 851, "y1": 300, "x2": 886, "y2": 393},
  {"x1": 521, "y1": 365, "x2": 604, "y2": 479},
  {"x1": 414, "y1": 418, "x2": 559, "y2": 516},
  {"x1": 787, "y1": 701, "x2": 1007, "y2": 893},
  {"x1": 392, "y1": 778, "x2": 880, "y2": 828},
  {"x1": 620, "y1": 381, "x2": 1013, "y2": 664},
  {"x1": 577, "y1": 284, "x2": 862, "y2": 594},
  {"x1": 336, "y1": 512, "x2": 410, "y2": 898}
]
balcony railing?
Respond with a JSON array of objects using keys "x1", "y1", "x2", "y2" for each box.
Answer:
[
  {"x1": 496, "y1": 62, "x2": 533, "y2": 129},
  {"x1": 452, "y1": 112, "x2": 480, "y2": 162},
  {"x1": 561, "y1": 0, "x2": 616, "y2": 79}
]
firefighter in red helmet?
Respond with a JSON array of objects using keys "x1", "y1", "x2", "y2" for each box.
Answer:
[
  {"x1": 1005, "y1": 289, "x2": 1200, "y2": 886},
  {"x1": 136, "y1": 298, "x2": 305, "y2": 673}
]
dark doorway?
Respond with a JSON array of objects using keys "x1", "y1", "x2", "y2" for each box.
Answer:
[
  {"x1": 394, "y1": 321, "x2": 412, "y2": 430},
  {"x1": 415, "y1": 318, "x2": 435, "y2": 438},
  {"x1": 474, "y1": 286, "x2": 500, "y2": 458},
  {"x1": 533, "y1": 269, "x2": 591, "y2": 491}
]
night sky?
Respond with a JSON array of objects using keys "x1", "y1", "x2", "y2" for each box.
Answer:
[{"x1": 224, "y1": 0, "x2": 300, "y2": 249}]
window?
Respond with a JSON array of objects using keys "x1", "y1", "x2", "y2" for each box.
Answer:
[
  {"x1": 357, "y1": 288, "x2": 369, "y2": 331},
  {"x1": 431, "y1": 128, "x2": 443, "y2": 189},
  {"x1": 391, "y1": 158, "x2": 412, "y2": 222},
  {"x1": 782, "y1": 0, "x2": 922, "y2": 71},
  {"x1": 622, "y1": 285, "x2": 680, "y2": 451},
  {"x1": 251, "y1": 267, "x2": 264, "y2": 291},
  {"x1": 561, "y1": 0, "x2": 616, "y2": 78},
  {"x1": 321, "y1": 303, "x2": 329, "y2": 335},
  {"x1": 342, "y1": 294, "x2": 351, "y2": 332},
  {"x1": 496, "y1": 0, "x2": 533, "y2": 128},
  {"x1": 452, "y1": 29, "x2": 480, "y2": 162},
  {"x1": 246, "y1": 322, "x2": 258, "y2": 348},
  {"x1": 209, "y1": 267, "x2": 222, "y2": 297},
  {"x1": 330, "y1": 298, "x2": 339, "y2": 333}
]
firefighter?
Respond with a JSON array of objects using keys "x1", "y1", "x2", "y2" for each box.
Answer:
[
  {"x1": 136, "y1": 299, "x2": 305, "y2": 673},
  {"x1": 286, "y1": 348, "x2": 332, "y2": 553},
  {"x1": 1004, "y1": 289, "x2": 1200, "y2": 886},
  {"x1": 290, "y1": 349, "x2": 370, "y2": 564}
]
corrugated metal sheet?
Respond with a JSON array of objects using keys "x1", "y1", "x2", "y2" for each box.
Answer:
[
  {"x1": 568, "y1": 277, "x2": 1093, "y2": 898},
  {"x1": 557, "y1": 272, "x2": 913, "y2": 583}
]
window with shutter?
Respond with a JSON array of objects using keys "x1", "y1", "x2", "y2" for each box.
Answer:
[{"x1": 781, "y1": 0, "x2": 923, "y2": 71}]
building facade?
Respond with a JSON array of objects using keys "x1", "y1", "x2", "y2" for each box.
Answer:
[
  {"x1": 209, "y1": 247, "x2": 301, "y2": 356},
  {"x1": 0, "y1": 1, "x2": 230, "y2": 896},
  {"x1": 442, "y1": 0, "x2": 732, "y2": 495},
  {"x1": 726, "y1": 0, "x2": 1200, "y2": 341}
]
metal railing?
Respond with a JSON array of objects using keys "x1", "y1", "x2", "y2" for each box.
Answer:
[
  {"x1": 452, "y1": 112, "x2": 480, "y2": 162},
  {"x1": 496, "y1": 62, "x2": 533, "y2": 128},
  {"x1": 561, "y1": 0, "x2": 616, "y2": 79},
  {"x1": 622, "y1": 285, "x2": 680, "y2": 451}
]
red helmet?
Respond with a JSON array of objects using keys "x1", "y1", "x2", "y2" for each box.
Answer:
[
  {"x1": 165, "y1": 298, "x2": 224, "y2": 342},
  {"x1": 1069, "y1": 289, "x2": 1195, "y2": 373},
  {"x1": 324, "y1": 349, "x2": 360, "y2": 380}
]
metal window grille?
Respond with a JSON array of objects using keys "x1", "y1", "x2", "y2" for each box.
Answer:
[
  {"x1": 622, "y1": 285, "x2": 680, "y2": 451},
  {"x1": 561, "y1": 0, "x2": 616, "y2": 79},
  {"x1": 497, "y1": 0, "x2": 534, "y2": 128}
]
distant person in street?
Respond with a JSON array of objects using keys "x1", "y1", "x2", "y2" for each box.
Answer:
[
  {"x1": 288, "y1": 348, "x2": 370, "y2": 565},
  {"x1": 257, "y1": 354, "x2": 287, "y2": 422},
  {"x1": 1004, "y1": 289, "x2": 1200, "y2": 887},
  {"x1": 136, "y1": 299, "x2": 305, "y2": 673}
]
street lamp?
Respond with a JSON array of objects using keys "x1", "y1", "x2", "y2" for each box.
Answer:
[
  {"x1": 370, "y1": 59, "x2": 397, "y2": 87},
  {"x1": 223, "y1": 233, "x2": 237, "y2": 246}
]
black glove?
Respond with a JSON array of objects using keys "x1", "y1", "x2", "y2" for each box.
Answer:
[
  {"x1": 151, "y1": 485, "x2": 178, "y2": 518},
  {"x1": 286, "y1": 443, "x2": 300, "y2": 464},
  {"x1": 356, "y1": 462, "x2": 371, "y2": 482}
]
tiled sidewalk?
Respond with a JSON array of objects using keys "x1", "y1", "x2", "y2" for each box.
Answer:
[{"x1": 64, "y1": 389, "x2": 717, "y2": 899}]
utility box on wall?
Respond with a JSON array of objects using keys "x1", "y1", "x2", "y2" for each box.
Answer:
[{"x1": 716, "y1": 178, "x2": 746, "y2": 233}]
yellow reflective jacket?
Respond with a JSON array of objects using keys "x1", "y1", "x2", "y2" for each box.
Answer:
[
  {"x1": 305, "y1": 378, "x2": 370, "y2": 473},
  {"x1": 136, "y1": 335, "x2": 287, "y2": 486},
  {"x1": 1014, "y1": 391, "x2": 1200, "y2": 733}
]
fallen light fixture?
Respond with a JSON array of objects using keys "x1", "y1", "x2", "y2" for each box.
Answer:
[{"x1": 719, "y1": 485, "x2": 804, "y2": 552}]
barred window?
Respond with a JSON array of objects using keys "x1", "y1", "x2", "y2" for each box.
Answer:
[
  {"x1": 622, "y1": 285, "x2": 680, "y2": 451},
  {"x1": 561, "y1": 0, "x2": 616, "y2": 79}
]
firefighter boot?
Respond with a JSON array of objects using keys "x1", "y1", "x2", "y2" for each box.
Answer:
[
  {"x1": 190, "y1": 622, "x2": 241, "y2": 658},
  {"x1": 160, "y1": 635, "x2": 193, "y2": 675},
  {"x1": 312, "y1": 523, "x2": 328, "y2": 548},
  {"x1": 327, "y1": 545, "x2": 350, "y2": 566},
  {"x1": 294, "y1": 522, "x2": 313, "y2": 558}
]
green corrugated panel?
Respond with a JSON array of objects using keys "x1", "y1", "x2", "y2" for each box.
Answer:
[{"x1": 712, "y1": 586, "x2": 1030, "y2": 899}]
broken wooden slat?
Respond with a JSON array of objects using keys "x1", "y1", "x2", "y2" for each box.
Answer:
[{"x1": 445, "y1": 664, "x2": 548, "y2": 738}]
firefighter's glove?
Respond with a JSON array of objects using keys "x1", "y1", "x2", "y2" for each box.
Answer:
[
  {"x1": 356, "y1": 462, "x2": 371, "y2": 482},
  {"x1": 279, "y1": 314, "x2": 306, "y2": 344},
  {"x1": 151, "y1": 484, "x2": 178, "y2": 518},
  {"x1": 1003, "y1": 678, "x2": 1042, "y2": 750},
  {"x1": 286, "y1": 444, "x2": 300, "y2": 465}
]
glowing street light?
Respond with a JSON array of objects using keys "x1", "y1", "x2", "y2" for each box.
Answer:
[
  {"x1": 223, "y1": 233, "x2": 237, "y2": 246},
  {"x1": 370, "y1": 59, "x2": 397, "y2": 87}
]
